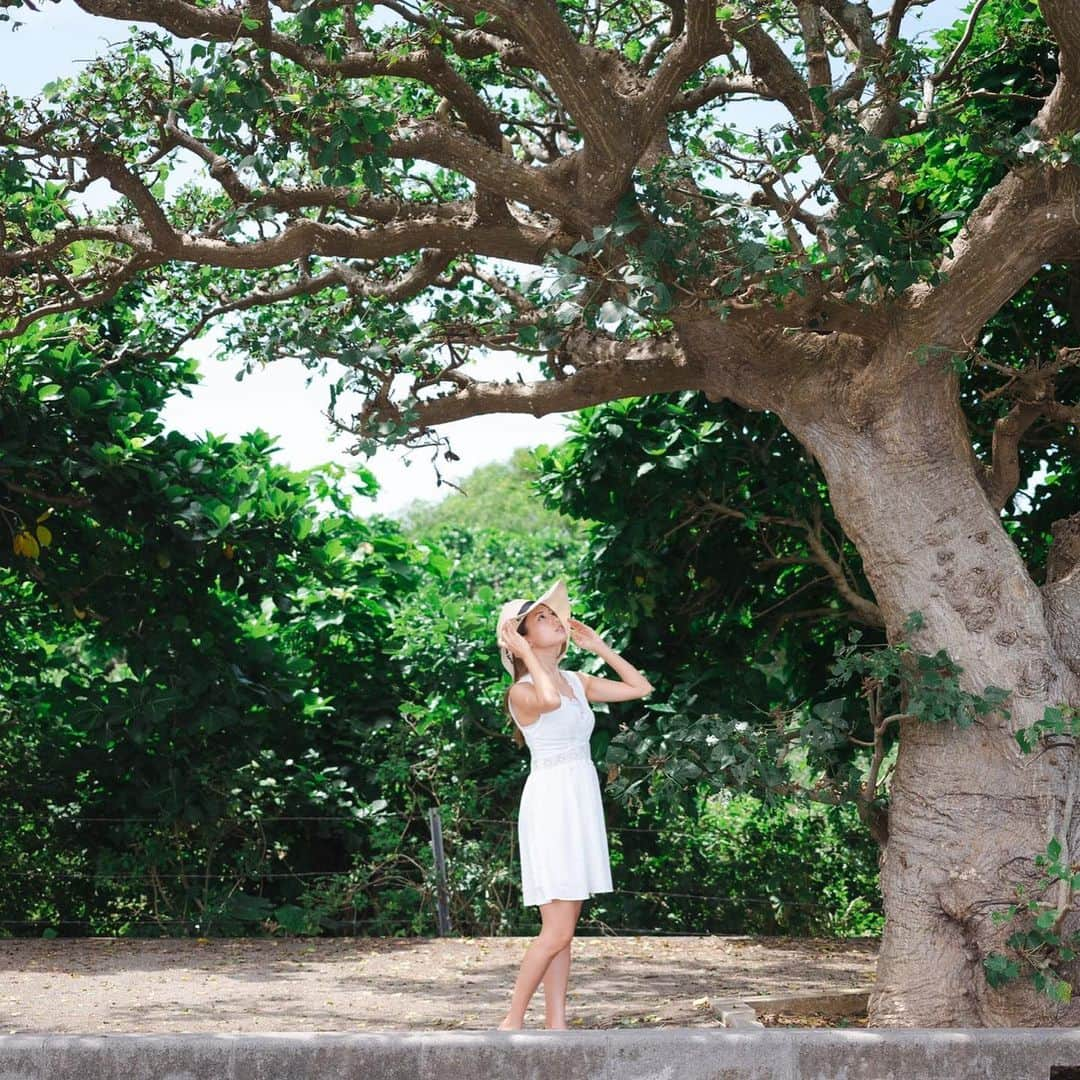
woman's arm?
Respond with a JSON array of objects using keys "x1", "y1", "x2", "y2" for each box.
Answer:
[
  {"x1": 570, "y1": 618, "x2": 653, "y2": 703},
  {"x1": 501, "y1": 623, "x2": 561, "y2": 717}
]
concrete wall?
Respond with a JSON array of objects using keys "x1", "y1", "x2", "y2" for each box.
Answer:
[
  {"x1": 0, "y1": 1028, "x2": 1075, "y2": 1080},
  {"x1": 1, "y1": 1029, "x2": 1079, "y2": 1079}
]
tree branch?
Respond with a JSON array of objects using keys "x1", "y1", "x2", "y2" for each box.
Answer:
[
  {"x1": 671, "y1": 73, "x2": 774, "y2": 112},
  {"x1": 922, "y1": 0, "x2": 991, "y2": 110},
  {"x1": 387, "y1": 122, "x2": 583, "y2": 224},
  {"x1": 973, "y1": 346, "x2": 1080, "y2": 512},
  {"x1": 735, "y1": 22, "x2": 815, "y2": 126},
  {"x1": 795, "y1": 0, "x2": 832, "y2": 127},
  {"x1": 3, "y1": 213, "x2": 553, "y2": 277},
  {"x1": 84, "y1": 151, "x2": 180, "y2": 254},
  {"x1": 170, "y1": 250, "x2": 456, "y2": 354},
  {"x1": 344, "y1": 328, "x2": 700, "y2": 438},
  {"x1": 686, "y1": 492, "x2": 883, "y2": 626},
  {"x1": 163, "y1": 111, "x2": 253, "y2": 204},
  {"x1": 1040, "y1": 0, "x2": 1080, "y2": 100},
  {"x1": 895, "y1": 163, "x2": 1080, "y2": 352},
  {"x1": 640, "y1": 0, "x2": 731, "y2": 128},
  {"x1": 818, "y1": 0, "x2": 883, "y2": 63},
  {"x1": 463, "y1": 0, "x2": 628, "y2": 166},
  {"x1": 73, "y1": 0, "x2": 502, "y2": 149},
  {"x1": 982, "y1": 401, "x2": 1046, "y2": 513},
  {"x1": 803, "y1": 502, "x2": 885, "y2": 626}
]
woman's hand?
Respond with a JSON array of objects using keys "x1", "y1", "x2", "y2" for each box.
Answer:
[
  {"x1": 500, "y1": 621, "x2": 534, "y2": 661},
  {"x1": 568, "y1": 617, "x2": 606, "y2": 654}
]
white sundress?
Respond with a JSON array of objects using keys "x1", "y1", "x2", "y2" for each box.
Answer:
[{"x1": 508, "y1": 670, "x2": 614, "y2": 907}]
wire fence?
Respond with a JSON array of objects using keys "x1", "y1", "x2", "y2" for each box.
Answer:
[
  {"x1": 0, "y1": 919, "x2": 780, "y2": 938},
  {"x1": 0, "y1": 805, "x2": 871, "y2": 937},
  {"x1": 0, "y1": 865, "x2": 829, "y2": 909}
]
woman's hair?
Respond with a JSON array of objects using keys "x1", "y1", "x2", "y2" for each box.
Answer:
[{"x1": 502, "y1": 619, "x2": 529, "y2": 749}]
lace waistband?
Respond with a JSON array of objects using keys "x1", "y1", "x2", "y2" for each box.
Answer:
[{"x1": 530, "y1": 745, "x2": 592, "y2": 771}]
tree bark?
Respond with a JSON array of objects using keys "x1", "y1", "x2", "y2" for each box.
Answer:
[
  {"x1": 801, "y1": 361, "x2": 1079, "y2": 1025},
  {"x1": 681, "y1": 315, "x2": 1080, "y2": 1025}
]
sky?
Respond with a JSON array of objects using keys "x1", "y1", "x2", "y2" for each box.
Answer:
[{"x1": 1, "y1": 0, "x2": 975, "y2": 518}]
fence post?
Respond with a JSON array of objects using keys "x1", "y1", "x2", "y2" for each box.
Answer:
[{"x1": 427, "y1": 806, "x2": 452, "y2": 936}]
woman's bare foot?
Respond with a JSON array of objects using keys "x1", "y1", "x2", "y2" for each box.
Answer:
[{"x1": 497, "y1": 1015, "x2": 522, "y2": 1030}]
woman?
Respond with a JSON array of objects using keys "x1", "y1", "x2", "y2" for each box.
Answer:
[{"x1": 495, "y1": 579, "x2": 653, "y2": 1031}]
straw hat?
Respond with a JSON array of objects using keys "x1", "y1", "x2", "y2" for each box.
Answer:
[{"x1": 496, "y1": 579, "x2": 571, "y2": 677}]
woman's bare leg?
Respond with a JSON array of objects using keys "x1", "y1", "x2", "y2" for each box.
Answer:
[
  {"x1": 497, "y1": 899, "x2": 582, "y2": 1030},
  {"x1": 542, "y1": 941, "x2": 572, "y2": 1029}
]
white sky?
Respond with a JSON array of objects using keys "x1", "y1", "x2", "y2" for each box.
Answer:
[{"x1": 2, "y1": 0, "x2": 973, "y2": 518}]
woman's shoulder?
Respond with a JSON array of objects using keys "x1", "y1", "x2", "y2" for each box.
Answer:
[
  {"x1": 569, "y1": 669, "x2": 590, "y2": 693},
  {"x1": 508, "y1": 674, "x2": 534, "y2": 706},
  {"x1": 508, "y1": 675, "x2": 540, "y2": 728}
]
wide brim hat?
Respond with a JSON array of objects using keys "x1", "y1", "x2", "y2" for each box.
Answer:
[{"x1": 496, "y1": 579, "x2": 571, "y2": 677}]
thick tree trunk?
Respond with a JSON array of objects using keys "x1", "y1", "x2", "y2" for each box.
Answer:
[
  {"x1": 799, "y1": 366, "x2": 1080, "y2": 1025},
  {"x1": 685, "y1": 318, "x2": 1080, "y2": 1025}
]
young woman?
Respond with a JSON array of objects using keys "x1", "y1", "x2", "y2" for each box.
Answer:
[{"x1": 495, "y1": 579, "x2": 653, "y2": 1030}]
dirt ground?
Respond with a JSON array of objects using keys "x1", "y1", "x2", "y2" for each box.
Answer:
[{"x1": 2, "y1": 935, "x2": 877, "y2": 1032}]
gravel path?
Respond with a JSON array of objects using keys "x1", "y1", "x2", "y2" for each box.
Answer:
[{"x1": 2, "y1": 935, "x2": 877, "y2": 1032}]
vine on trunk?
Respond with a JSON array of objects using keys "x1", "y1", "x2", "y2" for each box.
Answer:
[{"x1": 984, "y1": 704, "x2": 1080, "y2": 1004}]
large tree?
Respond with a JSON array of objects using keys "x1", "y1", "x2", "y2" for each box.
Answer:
[{"x1": 1, "y1": 0, "x2": 1078, "y2": 1025}]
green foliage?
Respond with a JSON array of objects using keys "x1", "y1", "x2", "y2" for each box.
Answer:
[
  {"x1": 0, "y1": 307, "x2": 424, "y2": 936},
  {"x1": 599, "y1": 616, "x2": 1016, "y2": 822},
  {"x1": 827, "y1": 624, "x2": 1013, "y2": 731},
  {"x1": 984, "y1": 832, "x2": 1080, "y2": 1005},
  {"x1": 893, "y1": 0, "x2": 1056, "y2": 239},
  {"x1": 530, "y1": 390, "x2": 1015, "y2": 833},
  {"x1": 3, "y1": 0, "x2": 1078, "y2": 953},
  {"x1": 975, "y1": 702, "x2": 1080, "y2": 1004},
  {"x1": 4, "y1": 0, "x2": 1068, "y2": 456},
  {"x1": 1015, "y1": 703, "x2": 1080, "y2": 753},
  {"x1": 347, "y1": 520, "x2": 589, "y2": 933},
  {"x1": 0, "y1": 333, "x2": 882, "y2": 938},
  {"x1": 516, "y1": 0, "x2": 1078, "y2": 818},
  {"x1": 533, "y1": 391, "x2": 869, "y2": 815},
  {"x1": 598, "y1": 792, "x2": 882, "y2": 938},
  {"x1": 395, "y1": 446, "x2": 586, "y2": 540}
]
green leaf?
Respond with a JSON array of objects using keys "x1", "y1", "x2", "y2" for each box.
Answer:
[
  {"x1": 1035, "y1": 907, "x2": 1058, "y2": 931},
  {"x1": 983, "y1": 952, "x2": 1021, "y2": 988}
]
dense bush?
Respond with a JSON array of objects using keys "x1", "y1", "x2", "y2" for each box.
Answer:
[
  {"x1": 598, "y1": 793, "x2": 882, "y2": 938},
  {"x1": 0, "y1": 313, "x2": 882, "y2": 940},
  {"x1": 0, "y1": 314, "x2": 421, "y2": 936}
]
